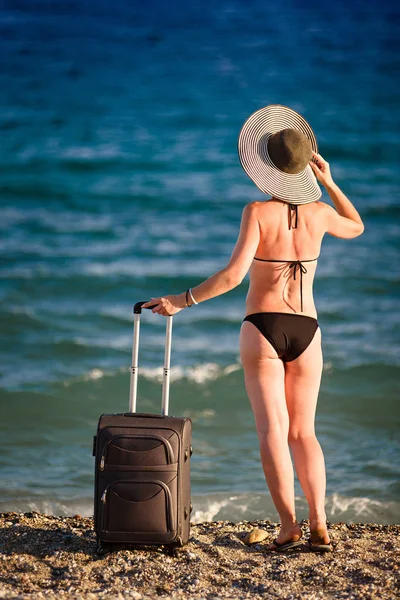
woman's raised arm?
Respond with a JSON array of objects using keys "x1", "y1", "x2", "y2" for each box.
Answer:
[{"x1": 310, "y1": 152, "x2": 364, "y2": 239}]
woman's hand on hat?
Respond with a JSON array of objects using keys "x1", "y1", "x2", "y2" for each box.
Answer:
[
  {"x1": 142, "y1": 294, "x2": 185, "y2": 316},
  {"x1": 310, "y1": 151, "x2": 334, "y2": 188}
]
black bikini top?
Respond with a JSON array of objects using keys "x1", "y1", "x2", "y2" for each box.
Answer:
[{"x1": 254, "y1": 204, "x2": 318, "y2": 312}]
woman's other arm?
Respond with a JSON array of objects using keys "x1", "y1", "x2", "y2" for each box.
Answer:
[
  {"x1": 310, "y1": 151, "x2": 364, "y2": 239},
  {"x1": 143, "y1": 202, "x2": 260, "y2": 316}
]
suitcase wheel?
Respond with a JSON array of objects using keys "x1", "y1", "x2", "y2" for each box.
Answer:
[
  {"x1": 95, "y1": 538, "x2": 113, "y2": 557},
  {"x1": 166, "y1": 538, "x2": 184, "y2": 556}
]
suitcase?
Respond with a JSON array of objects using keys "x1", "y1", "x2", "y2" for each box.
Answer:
[{"x1": 93, "y1": 301, "x2": 192, "y2": 554}]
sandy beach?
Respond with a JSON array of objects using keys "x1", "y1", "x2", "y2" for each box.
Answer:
[{"x1": 0, "y1": 512, "x2": 398, "y2": 599}]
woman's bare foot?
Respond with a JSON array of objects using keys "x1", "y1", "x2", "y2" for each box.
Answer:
[
  {"x1": 266, "y1": 522, "x2": 302, "y2": 550},
  {"x1": 309, "y1": 518, "x2": 330, "y2": 545}
]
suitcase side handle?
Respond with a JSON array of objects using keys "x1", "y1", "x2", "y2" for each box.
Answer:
[{"x1": 130, "y1": 303, "x2": 173, "y2": 416}]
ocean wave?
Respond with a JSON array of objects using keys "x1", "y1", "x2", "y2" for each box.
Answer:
[
  {"x1": 191, "y1": 498, "x2": 232, "y2": 523},
  {"x1": 61, "y1": 143, "x2": 124, "y2": 161},
  {"x1": 59, "y1": 356, "x2": 329, "y2": 389},
  {"x1": 191, "y1": 492, "x2": 400, "y2": 525},
  {"x1": 0, "y1": 499, "x2": 93, "y2": 519},
  {"x1": 137, "y1": 363, "x2": 242, "y2": 384},
  {"x1": 62, "y1": 362, "x2": 242, "y2": 388},
  {"x1": 326, "y1": 493, "x2": 397, "y2": 520},
  {"x1": 83, "y1": 258, "x2": 221, "y2": 278},
  {"x1": 1, "y1": 492, "x2": 398, "y2": 525},
  {"x1": 62, "y1": 367, "x2": 123, "y2": 387}
]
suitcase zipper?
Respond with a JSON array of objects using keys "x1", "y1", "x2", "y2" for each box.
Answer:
[
  {"x1": 100, "y1": 488, "x2": 107, "y2": 530},
  {"x1": 99, "y1": 433, "x2": 175, "y2": 470}
]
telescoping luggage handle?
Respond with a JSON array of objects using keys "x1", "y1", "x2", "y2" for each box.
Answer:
[{"x1": 130, "y1": 301, "x2": 172, "y2": 416}]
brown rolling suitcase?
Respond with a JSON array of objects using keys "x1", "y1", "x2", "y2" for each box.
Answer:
[{"x1": 93, "y1": 301, "x2": 192, "y2": 554}]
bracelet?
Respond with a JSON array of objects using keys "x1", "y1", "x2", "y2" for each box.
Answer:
[
  {"x1": 188, "y1": 288, "x2": 198, "y2": 305},
  {"x1": 185, "y1": 289, "x2": 191, "y2": 307}
]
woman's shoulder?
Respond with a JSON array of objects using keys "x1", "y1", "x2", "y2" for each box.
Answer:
[
  {"x1": 302, "y1": 200, "x2": 331, "y2": 221},
  {"x1": 309, "y1": 200, "x2": 335, "y2": 223},
  {"x1": 244, "y1": 200, "x2": 264, "y2": 208},
  {"x1": 242, "y1": 200, "x2": 265, "y2": 218},
  {"x1": 243, "y1": 199, "x2": 331, "y2": 216},
  {"x1": 312, "y1": 200, "x2": 330, "y2": 211},
  {"x1": 244, "y1": 199, "x2": 275, "y2": 213}
]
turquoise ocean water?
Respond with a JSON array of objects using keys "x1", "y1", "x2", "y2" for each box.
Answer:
[{"x1": 1, "y1": 0, "x2": 399, "y2": 524}]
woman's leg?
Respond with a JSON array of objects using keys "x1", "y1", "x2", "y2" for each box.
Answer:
[
  {"x1": 284, "y1": 328, "x2": 330, "y2": 544},
  {"x1": 240, "y1": 321, "x2": 301, "y2": 543}
]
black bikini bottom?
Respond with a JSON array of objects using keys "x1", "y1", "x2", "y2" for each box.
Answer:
[{"x1": 242, "y1": 312, "x2": 319, "y2": 362}]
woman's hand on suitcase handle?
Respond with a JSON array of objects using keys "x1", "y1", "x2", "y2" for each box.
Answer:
[{"x1": 142, "y1": 294, "x2": 186, "y2": 316}]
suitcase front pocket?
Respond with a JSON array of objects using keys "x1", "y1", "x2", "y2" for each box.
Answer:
[
  {"x1": 99, "y1": 434, "x2": 174, "y2": 470},
  {"x1": 101, "y1": 479, "x2": 175, "y2": 534}
]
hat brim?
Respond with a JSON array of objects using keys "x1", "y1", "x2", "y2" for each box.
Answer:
[{"x1": 238, "y1": 104, "x2": 322, "y2": 204}]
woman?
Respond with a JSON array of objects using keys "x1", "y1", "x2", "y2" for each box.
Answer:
[{"x1": 143, "y1": 105, "x2": 364, "y2": 553}]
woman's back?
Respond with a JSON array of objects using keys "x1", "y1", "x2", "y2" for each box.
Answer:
[{"x1": 245, "y1": 199, "x2": 327, "y2": 318}]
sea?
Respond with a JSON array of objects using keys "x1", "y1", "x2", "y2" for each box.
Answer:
[{"x1": 1, "y1": 0, "x2": 399, "y2": 525}]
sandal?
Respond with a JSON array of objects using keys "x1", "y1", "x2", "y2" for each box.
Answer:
[
  {"x1": 307, "y1": 538, "x2": 333, "y2": 553},
  {"x1": 267, "y1": 538, "x2": 303, "y2": 552}
]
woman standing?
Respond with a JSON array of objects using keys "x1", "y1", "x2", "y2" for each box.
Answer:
[{"x1": 143, "y1": 105, "x2": 364, "y2": 553}]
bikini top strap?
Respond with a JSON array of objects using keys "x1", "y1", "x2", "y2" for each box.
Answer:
[
  {"x1": 288, "y1": 260, "x2": 308, "y2": 312},
  {"x1": 289, "y1": 204, "x2": 298, "y2": 230},
  {"x1": 253, "y1": 257, "x2": 319, "y2": 263},
  {"x1": 252, "y1": 256, "x2": 319, "y2": 313}
]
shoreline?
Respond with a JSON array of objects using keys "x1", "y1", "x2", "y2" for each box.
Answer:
[{"x1": 0, "y1": 512, "x2": 398, "y2": 599}]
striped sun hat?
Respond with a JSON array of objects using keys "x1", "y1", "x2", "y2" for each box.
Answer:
[{"x1": 238, "y1": 104, "x2": 322, "y2": 204}]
